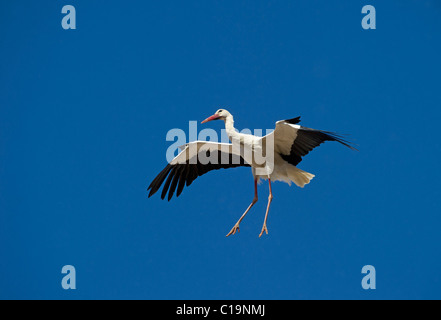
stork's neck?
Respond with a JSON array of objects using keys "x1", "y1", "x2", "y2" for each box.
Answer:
[{"x1": 224, "y1": 114, "x2": 239, "y2": 141}]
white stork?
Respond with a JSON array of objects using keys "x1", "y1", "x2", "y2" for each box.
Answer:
[{"x1": 148, "y1": 109, "x2": 356, "y2": 237}]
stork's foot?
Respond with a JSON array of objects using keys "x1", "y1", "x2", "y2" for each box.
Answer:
[
  {"x1": 259, "y1": 224, "x2": 268, "y2": 238},
  {"x1": 226, "y1": 224, "x2": 240, "y2": 237}
]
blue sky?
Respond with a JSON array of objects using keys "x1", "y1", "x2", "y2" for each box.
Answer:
[{"x1": 1, "y1": 0, "x2": 441, "y2": 299}]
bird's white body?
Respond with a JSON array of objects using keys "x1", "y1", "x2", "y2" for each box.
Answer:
[{"x1": 211, "y1": 113, "x2": 315, "y2": 187}]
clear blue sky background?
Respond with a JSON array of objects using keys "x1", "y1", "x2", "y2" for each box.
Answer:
[{"x1": 1, "y1": 0, "x2": 441, "y2": 300}]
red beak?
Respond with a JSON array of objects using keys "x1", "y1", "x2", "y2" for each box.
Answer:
[{"x1": 201, "y1": 114, "x2": 220, "y2": 124}]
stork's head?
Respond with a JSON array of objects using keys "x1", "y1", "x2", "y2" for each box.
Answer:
[{"x1": 201, "y1": 109, "x2": 231, "y2": 124}]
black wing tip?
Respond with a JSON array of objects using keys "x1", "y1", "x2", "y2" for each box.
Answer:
[
  {"x1": 321, "y1": 131, "x2": 358, "y2": 151},
  {"x1": 147, "y1": 186, "x2": 158, "y2": 198},
  {"x1": 285, "y1": 116, "x2": 301, "y2": 125},
  {"x1": 150, "y1": 164, "x2": 187, "y2": 201},
  {"x1": 345, "y1": 142, "x2": 359, "y2": 151}
]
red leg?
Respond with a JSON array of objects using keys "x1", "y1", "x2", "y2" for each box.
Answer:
[
  {"x1": 259, "y1": 179, "x2": 273, "y2": 237},
  {"x1": 226, "y1": 178, "x2": 258, "y2": 237}
]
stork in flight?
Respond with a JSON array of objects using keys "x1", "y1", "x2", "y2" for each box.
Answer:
[{"x1": 148, "y1": 109, "x2": 356, "y2": 237}]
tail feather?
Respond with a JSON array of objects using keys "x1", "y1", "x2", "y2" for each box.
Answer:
[{"x1": 287, "y1": 166, "x2": 315, "y2": 188}]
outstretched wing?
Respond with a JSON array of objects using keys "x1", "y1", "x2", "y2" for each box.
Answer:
[
  {"x1": 264, "y1": 117, "x2": 357, "y2": 166},
  {"x1": 148, "y1": 141, "x2": 250, "y2": 200}
]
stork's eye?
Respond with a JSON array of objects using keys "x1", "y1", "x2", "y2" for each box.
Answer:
[{"x1": 218, "y1": 109, "x2": 223, "y2": 113}]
